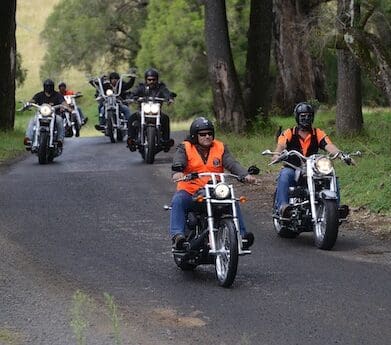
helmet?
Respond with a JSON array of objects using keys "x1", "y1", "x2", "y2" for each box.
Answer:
[
  {"x1": 43, "y1": 79, "x2": 55, "y2": 95},
  {"x1": 58, "y1": 81, "x2": 66, "y2": 88},
  {"x1": 189, "y1": 117, "x2": 215, "y2": 143},
  {"x1": 144, "y1": 68, "x2": 159, "y2": 80},
  {"x1": 294, "y1": 102, "x2": 314, "y2": 130},
  {"x1": 109, "y1": 72, "x2": 120, "y2": 80}
]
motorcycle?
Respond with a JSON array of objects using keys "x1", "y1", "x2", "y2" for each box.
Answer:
[
  {"x1": 90, "y1": 74, "x2": 132, "y2": 143},
  {"x1": 63, "y1": 92, "x2": 83, "y2": 138},
  {"x1": 20, "y1": 102, "x2": 64, "y2": 164},
  {"x1": 165, "y1": 167, "x2": 259, "y2": 287},
  {"x1": 262, "y1": 149, "x2": 361, "y2": 250},
  {"x1": 128, "y1": 95, "x2": 175, "y2": 164}
]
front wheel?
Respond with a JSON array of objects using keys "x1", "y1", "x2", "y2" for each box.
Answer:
[
  {"x1": 107, "y1": 112, "x2": 117, "y2": 143},
  {"x1": 144, "y1": 126, "x2": 156, "y2": 164},
  {"x1": 314, "y1": 199, "x2": 339, "y2": 250},
  {"x1": 38, "y1": 132, "x2": 49, "y2": 164},
  {"x1": 214, "y1": 218, "x2": 238, "y2": 288}
]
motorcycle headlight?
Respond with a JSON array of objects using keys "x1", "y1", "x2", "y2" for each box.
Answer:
[
  {"x1": 214, "y1": 183, "x2": 230, "y2": 199},
  {"x1": 40, "y1": 104, "x2": 52, "y2": 116},
  {"x1": 150, "y1": 103, "x2": 160, "y2": 114},
  {"x1": 143, "y1": 103, "x2": 151, "y2": 113},
  {"x1": 106, "y1": 89, "x2": 114, "y2": 96},
  {"x1": 315, "y1": 157, "x2": 333, "y2": 175}
]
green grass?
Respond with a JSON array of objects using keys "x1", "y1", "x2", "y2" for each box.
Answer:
[{"x1": 219, "y1": 108, "x2": 391, "y2": 215}]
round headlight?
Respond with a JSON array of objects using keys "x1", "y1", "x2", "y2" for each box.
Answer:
[
  {"x1": 315, "y1": 157, "x2": 333, "y2": 175},
  {"x1": 106, "y1": 89, "x2": 114, "y2": 96},
  {"x1": 143, "y1": 103, "x2": 151, "y2": 113},
  {"x1": 214, "y1": 183, "x2": 230, "y2": 199},
  {"x1": 40, "y1": 104, "x2": 52, "y2": 116},
  {"x1": 150, "y1": 103, "x2": 160, "y2": 114}
]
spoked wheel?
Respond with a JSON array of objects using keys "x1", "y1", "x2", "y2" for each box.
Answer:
[
  {"x1": 38, "y1": 132, "x2": 49, "y2": 164},
  {"x1": 145, "y1": 126, "x2": 156, "y2": 164},
  {"x1": 272, "y1": 192, "x2": 298, "y2": 238},
  {"x1": 107, "y1": 113, "x2": 117, "y2": 143},
  {"x1": 314, "y1": 199, "x2": 339, "y2": 250},
  {"x1": 214, "y1": 219, "x2": 238, "y2": 288}
]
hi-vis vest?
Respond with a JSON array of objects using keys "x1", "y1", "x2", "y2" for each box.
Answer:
[{"x1": 177, "y1": 140, "x2": 225, "y2": 195}]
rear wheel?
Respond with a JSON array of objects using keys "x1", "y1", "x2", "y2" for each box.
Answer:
[
  {"x1": 173, "y1": 256, "x2": 197, "y2": 271},
  {"x1": 214, "y1": 219, "x2": 238, "y2": 288},
  {"x1": 272, "y1": 191, "x2": 298, "y2": 238},
  {"x1": 314, "y1": 199, "x2": 338, "y2": 250},
  {"x1": 145, "y1": 126, "x2": 156, "y2": 164},
  {"x1": 38, "y1": 132, "x2": 49, "y2": 164}
]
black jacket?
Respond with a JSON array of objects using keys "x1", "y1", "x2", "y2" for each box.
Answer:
[{"x1": 129, "y1": 82, "x2": 173, "y2": 100}]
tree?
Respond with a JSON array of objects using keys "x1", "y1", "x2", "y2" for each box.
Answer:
[
  {"x1": 41, "y1": 0, "x2": 147, "y2": 77},
  {"x1": 336, "y1": 0, "x2": 363, "y2": 134},
  {"x1": 0, "y1": 0, "x2": 16, "y2": 130},
  {"x1": 243, "y1": 0, "x2": 272, "y2": 121},
  {"x1": 273, "y1": 0, "x2": 328, "y2": 115},
  {"x1": 203, "y1": 0, "x2": 246, "y2": 132}
]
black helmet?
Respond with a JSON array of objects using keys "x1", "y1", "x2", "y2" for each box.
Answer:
[
  {"x1": 294, "y1": 102, "x2": 314, "y2": 130},
  {"x1": 144, "y1": 68, "x2": 159, "y2": 80},
  {"x1": 189, "y1": 117, "x2": 215, "y2": 143},
  {"x1": 58, "y1": 81, "x2": 66, "y2": 88},
  {"x1": 109, "y1": 72, "x2": 120, "y2": 80},
  {"x1": 43, "y1": 79, "x2": 55, "y2": 95}
]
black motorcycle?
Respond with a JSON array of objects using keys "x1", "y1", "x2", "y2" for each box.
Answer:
[
  {"x1": 165, "y1": 167, "x2": 259, "y2": 287},
  {"x1": 262, "y1": 149, "x2": 361, "y2": 250}
]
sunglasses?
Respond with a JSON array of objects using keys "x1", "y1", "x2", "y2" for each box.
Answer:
[
  {"x1": 146, "y1": 78, "x2": 157, "y2": 81},
  {"x1": 198, "y1": 132, "x2": 213, "y2": 137}
]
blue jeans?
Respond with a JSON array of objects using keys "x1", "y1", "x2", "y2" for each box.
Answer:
[
  {"x1": 25, "y1": 115, "x2": 65, "y2": 142},
  {"x1": 98, "y1": 104, "x2": 130, "y2": 125},
  {"x1": 169, "y1": 190, "x2": 248, "y2": 238},
  {"x1": 274, "y1": 167, "x2": 341, "y2": 210}
]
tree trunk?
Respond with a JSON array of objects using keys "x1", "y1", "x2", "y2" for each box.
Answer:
[
  {"x1": 243, "y1": 0, "x2": 272, "y2": 122},
  {"x1": 336, "y1": 0, "x2": 363, "y2": 135},
  {"x1": 204, "y1": 0, "x2": 245, "y2": 133},
  {"x1": 0, "y1": 0, "x2": 17, "y2": 130},
  {"x1": 273, "y1": 0, "x2": 327, "y2": 115}
]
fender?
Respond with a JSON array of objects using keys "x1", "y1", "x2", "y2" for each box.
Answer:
[{"x1": 319, "y1": 190, "x2": 338, "y2": 200}]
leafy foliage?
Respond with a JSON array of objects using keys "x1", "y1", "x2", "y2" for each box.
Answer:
[{"x1": 40, "y1": 0, "x2": 147, "y2": 78}]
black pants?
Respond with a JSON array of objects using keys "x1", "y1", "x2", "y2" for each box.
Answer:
[{"x1": 127, "y1": 112, "x2": 170, "y2": 141}]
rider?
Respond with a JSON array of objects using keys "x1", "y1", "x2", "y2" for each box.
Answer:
[
  {"x1": 58, "y1": 82, "x2": 88, "y2": 125},
  {"x1": 94, "y1": 71, "x2": 135, "y2": 130},
  {"x1": 126, "y1": 68, "x2": 175, "y2": 151},
  {"x1": 272, "y1": 102, "x2": 350, "y2": 218},
  {"x1": 24, "y1": 79, "x2": 71, "y2": 150},
  {"x1": 170, "y1": 117, "x2": 256, "y2": 250}
]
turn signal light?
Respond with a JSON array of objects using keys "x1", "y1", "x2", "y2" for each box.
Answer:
[
  {"x1": 239, "y1": 196, "x2": 247, "y2": 203},
  {"x1": 196, "y1": 195, "x2": 204, "y2": 203}
]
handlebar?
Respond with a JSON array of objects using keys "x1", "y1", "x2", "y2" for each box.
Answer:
[
  {"x1": 174, "y1": 172, "x2": 245, "y2": 183},
  {"x1": 262, "y1": 149, "x2": 362, "y2": 166}
]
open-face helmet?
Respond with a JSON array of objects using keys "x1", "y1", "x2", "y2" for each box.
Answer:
[
  {"x1": 43, "y1": 79, "x2": 55, "y2": 95},
  {"x1": 189, "y1": 117, "x2": 215, "y2": 144}
]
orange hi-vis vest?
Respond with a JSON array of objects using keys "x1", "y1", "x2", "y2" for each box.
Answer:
[{"x1": 177, "y1": 140, "x2": 225, "y2": 195}]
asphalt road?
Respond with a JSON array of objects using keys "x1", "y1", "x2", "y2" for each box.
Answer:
[{"x1": 0, "y1": 132, "x2": 390, "y2": 345}]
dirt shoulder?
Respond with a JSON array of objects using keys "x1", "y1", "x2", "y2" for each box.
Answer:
[{"x1": 238, "y1": 172, "x2": 391, "y2": 240}]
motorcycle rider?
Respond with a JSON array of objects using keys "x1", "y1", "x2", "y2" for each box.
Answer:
[
  {"x1": 24, "y1": 79, "x2": 71, "y2": 150},
  {"x1": 58, "y1": 81, "x2": 88, "y2": 125},
  {"x1": 94, "y1": 71, "x2": 135, "y2": 130},
  {"x1": 170, "y1": 117, "x2": 256, "y2": 250},
  {"x1": 126, "y1": 68, "x2": 175, "y2": 151},
  {"x1": 272, "y1": 102, "x2": 350, "y2": 217}
]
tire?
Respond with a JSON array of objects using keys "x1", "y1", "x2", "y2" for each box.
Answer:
[
  {"x1": 272, "y1": 191, "x2": 299, "y2": 238},
  {"x1": 145, "y1": 126, "x2": 156, "y2": 164},
  {"x1": 107, "y1": 112, "x2": 117, "y2": 143},
  {"x1": 214, "y1": 218, "x2": 238, "y2": 288},
  {"x1": 38, "y1": 132, "x2": 49, "y2": 164},
  {"x1": 314, "y1": 199, "x2": 339, "y2": 250},
  {"x1": 173, "y1": 256, "x2": 196, "y2": 271}
]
